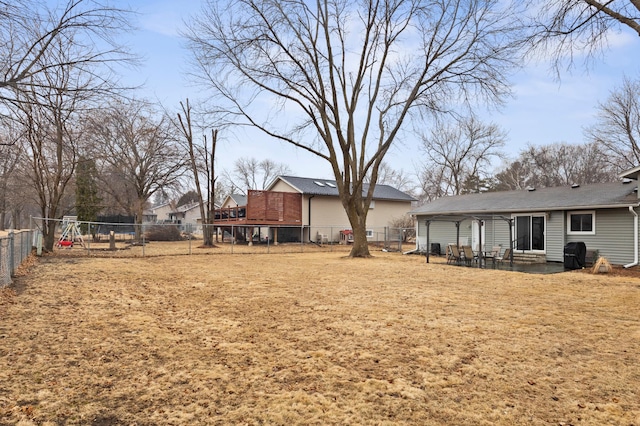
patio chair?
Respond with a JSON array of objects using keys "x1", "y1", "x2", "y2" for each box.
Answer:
[
  {"x1": 461, "y1": 245, "x2": 477, "y2": 266},
  {"x1": 447, "y1": 244, "x2": 462, "y2": 265},
  {"x1": 485, "y1": 246, "x2": 501, "y2": 264},
  {"x1": 495, "y1": 248, "x2": 512, "y2": 265}
]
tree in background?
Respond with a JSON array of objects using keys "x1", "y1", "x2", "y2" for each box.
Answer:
[
  {"x1": 418, "y1": 116, "x2": 506, "y2": 198},
  {"x1": 176, "y1": 190, "x2": 200, "y2": 207},
  {"x1": 13, "y1": 42, "x2": 95, "y2": 250},
  {"x1": 525, "y1": 0, "x2": 639, "y2": 73},
  {"x1": 175, "y1": 99, "x2": 218, "y2": 246},
  {"x1": 0, "y1": 127, "x2": 24, "y2": 230},
  {"x1": 75, "y1": 156, "x2": 102, "y2": 233},
  {"x1": 186, "y1": 0, "x2": 521, "y2": 257},
  {"x1": 492, "y1": 141, "x2": 617, "y2": 190},
  {"x1": 0, "y1": 0, "x2": 133, "y2": 113},
  {"x1": 366, "y1": 163, "x2": 417, "y2": 197},
  {"x1": 0, "y1": 0, "x2": 133, "y2": 248},
  {"x1": 87, "y1": 99, "x2": 187, "y2": 240},
  {"x1": 226, "y1": 158, "x2": 290, "y2": 193},
  {"x1": 585, "y1": 76, "x2": 640, "y2": 172}
]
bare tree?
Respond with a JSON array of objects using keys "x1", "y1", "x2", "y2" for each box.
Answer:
[
  {"x1": 185, "y1": 0, "x2": 521, "y2": 257},
  {"x1": 525, "y1": 1, "x2": 640, "y2": 73},
  {"x1": 585, "y1": 76, "x2": 640, "y2": 172},
  {"x1": 365, "y1": 162, "x2": 417, "y2": 196},
  {"x1": 0, "y1": 0, "x2": 133, "y2": 111},
  {"x1": 231, "y1": 158, "x2": 290, "y2": 192},
  {"x1": 416, "y1": 166, "x2": 450, "y2": 204},
  {"x1": 13, "y1": 59, "x2": 89, "y2": 250},
  {"x1": 0, "y1": 126, "x2": 24, "y2": 229},
  {"x1": 493, "y1": 141, "x2": 617, "y2": 190},
  {"x1": 419, "y1": 116, "x2": 506, "y2": 197},
  {"x1": 87, "y1": 99, "x2": 188, "y2": 239},
  {"x1": 176, "y1": 99, "x2": 218, "y2": 246}
]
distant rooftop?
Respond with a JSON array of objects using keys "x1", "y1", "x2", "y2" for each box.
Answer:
[{"x1": 273, "y1": 175, "x2": 416, "y2": 202}]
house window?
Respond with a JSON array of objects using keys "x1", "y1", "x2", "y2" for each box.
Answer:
[
  {"x1": 567, "y1": 211, "x2": 595, "y2": 235},
  {"x1": 366, "y1": 229, "x2": 374, "y2": 238}
]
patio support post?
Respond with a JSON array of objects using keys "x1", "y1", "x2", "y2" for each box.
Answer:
[
  {"x1": 508, "y1": 218, "x2": 514, "y2": 266},
  {"x1": 477, "y1": 218, "x2": 483, "y2": 264},
  {"x1": 455, "y1": 221, "x2": 460, "y2": 250},
  {"x1": 425, "y1": 220, "x2": 431, "y2": 263}
]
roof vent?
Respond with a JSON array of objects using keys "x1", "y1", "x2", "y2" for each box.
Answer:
[
  {"x1": 571, "y1": 183, "x2": 580, "y2": 188},
  {"x1": 325, "y1": 182, "x2": 336, "y2": 188},
  {"x1": 623, "y1": 178, "x2": 633, "y2": 184},
  {"x1": 313, "y1": 181, "x2": 325, "y2": 187},
  {"x1": 526, "y1": 187, "x2": 536, "y2": 192}
]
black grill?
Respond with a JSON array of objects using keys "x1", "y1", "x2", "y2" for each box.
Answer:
[{"x1": 564, "y1": 242, "x2": 586, "y2": 270}]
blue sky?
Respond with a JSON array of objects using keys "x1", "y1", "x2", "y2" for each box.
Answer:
[{"x1": 121, "y1": 0, "x2": 640, "y2": 182}]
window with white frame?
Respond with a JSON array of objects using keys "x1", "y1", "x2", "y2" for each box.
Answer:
[
  {"x1": 567, "y1": 211, "x2": 595, "y2": 235},
  {"x1": 366, "y1": 229, "x2": 374, "y2": 238}
]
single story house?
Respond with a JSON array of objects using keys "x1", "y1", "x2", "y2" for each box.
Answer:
[
  {"x1": 409, "y1": 167, "x2": 640, "y2": 267},
  {"x1": 214, "y1": 175, "x2": 416, "y2": 243}
]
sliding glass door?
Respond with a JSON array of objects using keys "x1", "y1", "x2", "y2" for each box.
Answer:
[{"x1": 515, "y1": 215, "x2": 545, "y2": 251}]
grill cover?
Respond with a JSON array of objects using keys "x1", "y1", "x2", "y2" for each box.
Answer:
[{"x1": 564, "y1": 242, "x2": 586, "y2": 270}]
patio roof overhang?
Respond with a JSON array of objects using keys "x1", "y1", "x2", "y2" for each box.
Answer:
[{"x1": 423, "y1": 214, "x2": 514, "y2": 266}]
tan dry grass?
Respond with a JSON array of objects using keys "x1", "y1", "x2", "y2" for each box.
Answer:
[{"x1": 0, "y1": 251, "x2": 639, "y2": 425}]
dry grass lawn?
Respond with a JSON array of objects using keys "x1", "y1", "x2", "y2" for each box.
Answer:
[{"x1": 1, "y1": 248, "x2": 639, "y2": 425}]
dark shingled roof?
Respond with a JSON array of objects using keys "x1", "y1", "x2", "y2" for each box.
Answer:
[
  {"x1": 410, "y1": 181, "x2": 640, "y2": 216},
  {"x1": 228, "y1": 194, "x2": 247, "y2": 206},
  {"x1": 274, "y1": 176, "x2": 416, "y2": 201}
]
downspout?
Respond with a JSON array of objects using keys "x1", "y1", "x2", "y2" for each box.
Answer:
[
  {"x1": 308, "y1": 195, "x2": 315, "y2": 242},
  {"x1": 624, "y1": 205, "x2": 639, "y2": 268}
]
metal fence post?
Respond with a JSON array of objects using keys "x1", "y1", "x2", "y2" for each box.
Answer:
[{"x1": 8, "y1": 230, "x2": 15, "y2": 277}]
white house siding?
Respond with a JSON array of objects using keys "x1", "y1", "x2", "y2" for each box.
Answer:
[
  {"x1": 545, "y1": 211, "x2": 565, "y2": 262},
  {"x1": 307, "y1": 196, "x2": 412, "y2": 242},
  {"x1": 270, "y1": 180, "x2": 299, "y2": 193},
  {"x1": 152, "y1": 204, "x2": 173, "y2": 222},
  {"x1": 184, "y1": 206, "x2": 201, "y2": 227},
  {"x1": 306, "y1": 195, "x2": 349, "y2": 240},
  {"x1": 565, "y1": 208, "x2": 636, "y2": 265}
]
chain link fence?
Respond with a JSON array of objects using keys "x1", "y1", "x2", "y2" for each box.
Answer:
[
  {"x1": 31, "y1": 217, "x2": 416, "y2": 258},
  {"x1": 0, "y1": 230, "x2": 35, "y2": 287}
]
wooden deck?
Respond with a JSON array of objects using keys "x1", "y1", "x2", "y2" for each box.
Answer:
[{"x1": 214, "y1": 190, "x2": 302, "y2": 226}]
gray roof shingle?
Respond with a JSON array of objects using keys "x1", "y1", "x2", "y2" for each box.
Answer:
[
  {"x1": 275, "y1": 175, "x2": 416, "y2": 201},
  {"x1": 410, "y1": 181, "x2": 640, "y2": 215}
]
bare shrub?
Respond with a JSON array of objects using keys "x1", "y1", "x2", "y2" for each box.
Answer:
[{"x1": 145, "y1": 225, "x2": 182, "y2": 241}]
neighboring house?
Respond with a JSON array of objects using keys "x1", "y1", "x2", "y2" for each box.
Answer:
[
  {"x1": 169, "y1": 202, "x2": 202, "y2": 228},
  {"x1": 214, "y1": 175, "x2": 416, "y2": 243},
  {"x1": 142, "y1": 202, "x2": 173, "y2": 224},
  {"x1": 221, "y1": 194, "x2": 247, "y2": 209},
  {"x1": 409, "y1": 168, "x2": 640, "y2": 266}
]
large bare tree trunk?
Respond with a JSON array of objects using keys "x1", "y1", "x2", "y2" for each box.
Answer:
[
  {"x1": 176, "y1": 100, "x2": 218, "y2": 247},
  {"x1": 186, "y1": 1, "x2": 521, "y2": 258}
]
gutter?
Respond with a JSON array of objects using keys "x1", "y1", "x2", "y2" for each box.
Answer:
[{"x1": 624, "y1": 205, "x2": 639, "y2": 269}]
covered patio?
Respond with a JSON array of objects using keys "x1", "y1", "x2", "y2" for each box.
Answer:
[{"x1": 422, "y1": 214, "x2": 515, "y2": 266}]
